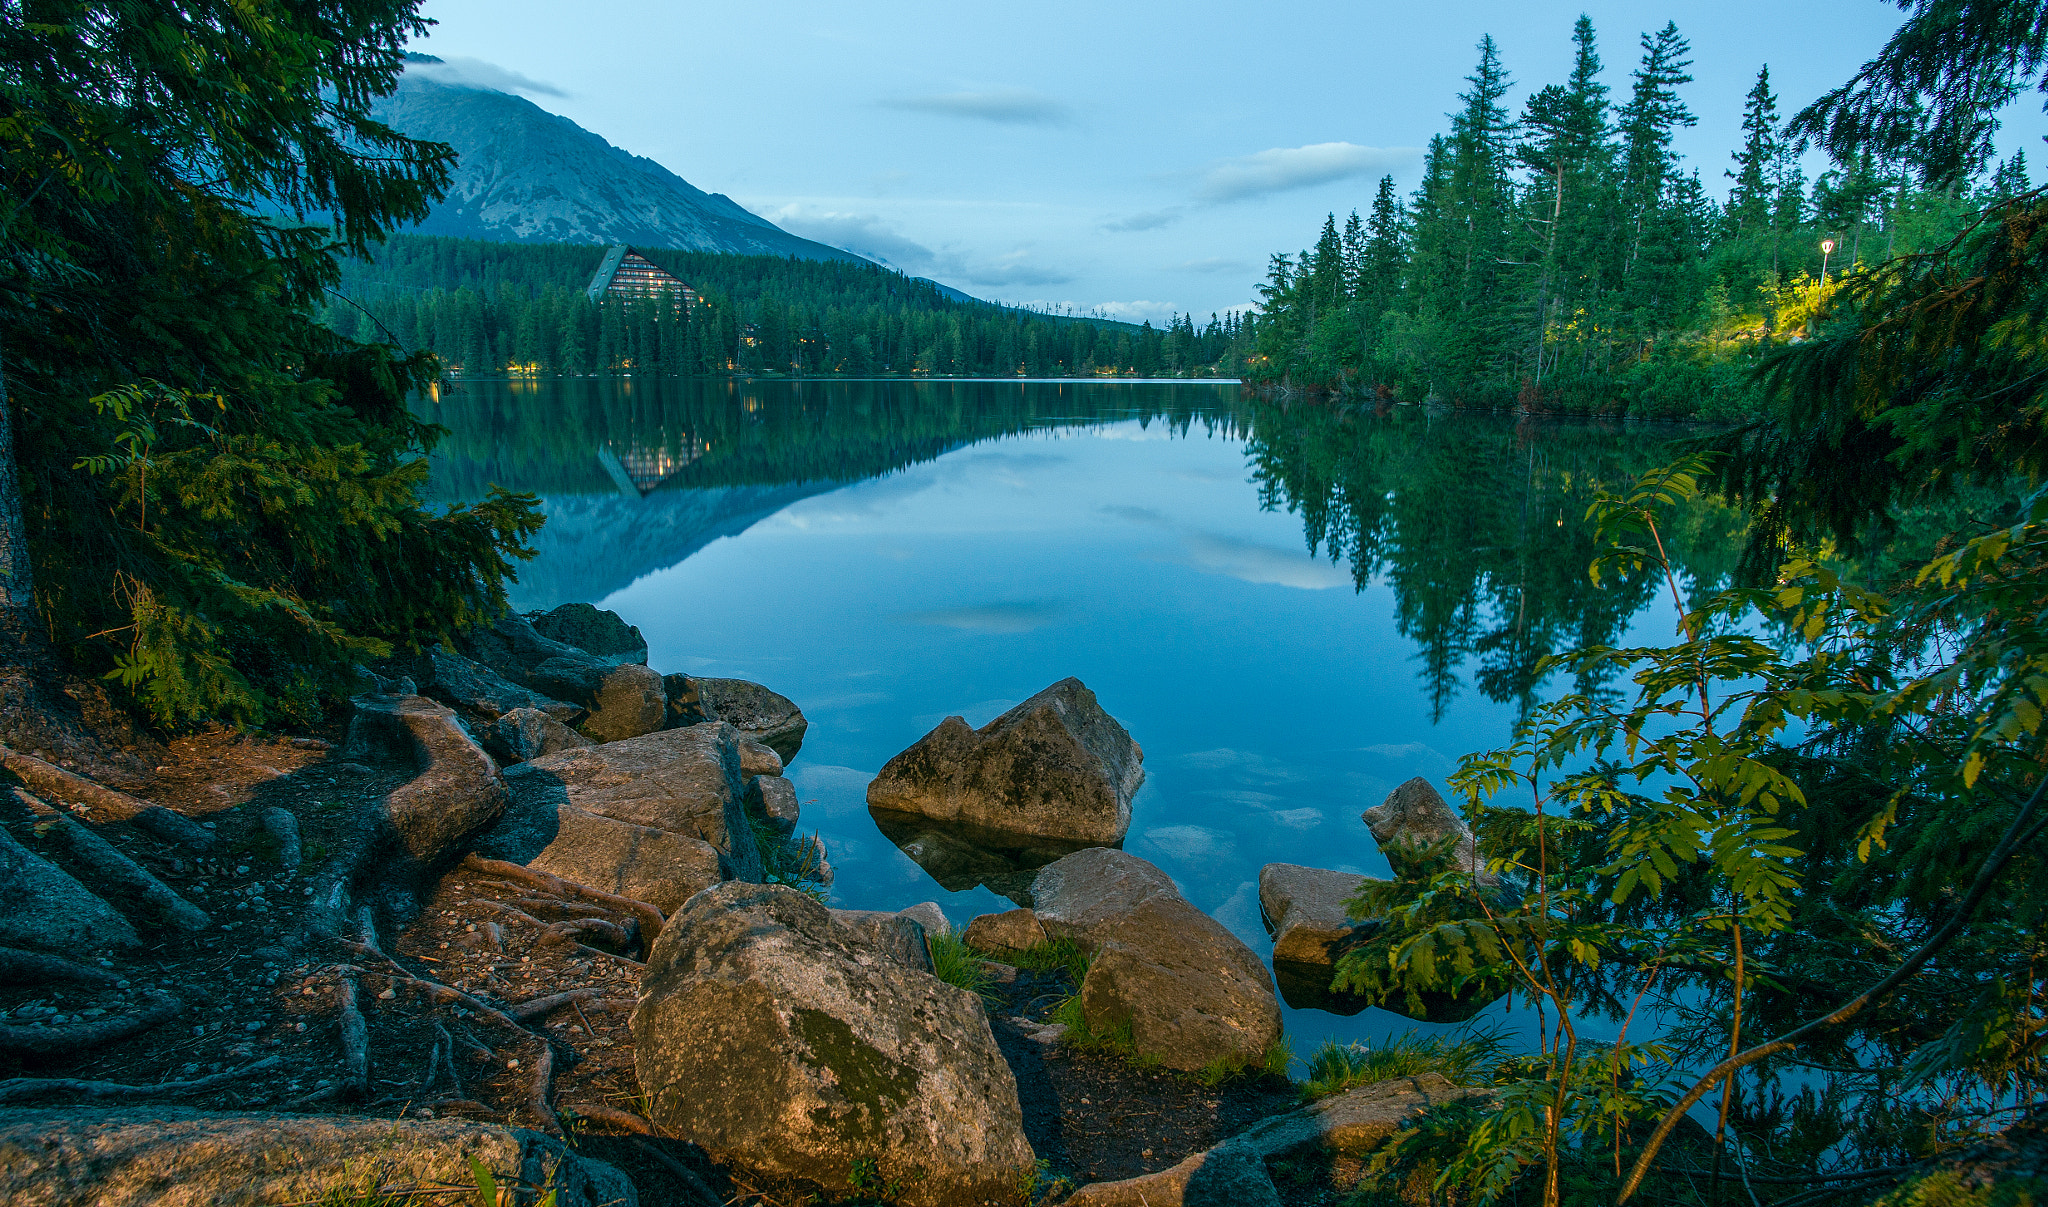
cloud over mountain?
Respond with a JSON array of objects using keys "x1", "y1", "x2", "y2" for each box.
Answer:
[
  {"x1": 880, "y1": 88, "x2": 1073, "y2": 126},
  {"x1": 1196, "y1": 142, "x2": 1420, "y2": 203}
]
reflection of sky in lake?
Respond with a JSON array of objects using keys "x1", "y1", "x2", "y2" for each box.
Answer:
[{"x1": 596, "y1": 412, "x2": 1687, "y2": 1056}]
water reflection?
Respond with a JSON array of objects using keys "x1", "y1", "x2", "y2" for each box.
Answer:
[{"x1": 421, "y1": 378, "x2": 1739, "y2": 1051}]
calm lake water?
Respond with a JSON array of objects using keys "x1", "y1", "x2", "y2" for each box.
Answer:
[{"x1": 423, "y1": 376, "x2": 1739, "y2": 1056}]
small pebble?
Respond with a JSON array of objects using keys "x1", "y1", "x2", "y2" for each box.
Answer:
[
  {"x1": 377, "y1": 988, "x2": 397, "y2": 1000},
  {"x1": 191, "y1": 1026, "x2": 206, "y2": 1037},
  {"x1": 244, "y1": 1021, "x2": 264, "y2": 1032},
  {"x1": 507, "y1": 1059, "x2": 520, "y2": 1069},
  {"x1": 293, "y1": 1021, "x2": 306, "y2": 1032}
]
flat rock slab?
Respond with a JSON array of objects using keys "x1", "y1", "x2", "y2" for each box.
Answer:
[
  {"x1": 1063, "y1": 1143, "x2": 1280, "y2": 1207},
  {"x1": 519, "y1": 723, "x2": 758, "y2": 881},
  {"x1": 0, "y1": 1106, "x2": 635, "y2": 1207},
  {"x1": 1258, "y1": 863, "x2": 1379, "y2": 967},
  {"x1": 1032, "y1": 848, "x2": 1280, "y2": 1073},
  {"x1": 633, "y1": 882, "x2": 1034, "y2": 1207},
  {"x1": 694, "y1": 677, "x2": 808, "y2": 761},
  {"x1": 866, "y1": 678, "x2": 1143, "y2": 846},
  {"x1": 477, "y1": 796, "x2": 726, "y2": 916}
]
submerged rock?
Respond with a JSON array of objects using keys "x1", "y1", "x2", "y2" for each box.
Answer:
[
  {"x1": 1363, "y1": 778, "x2": 1482, "y2": 876},
  {"x1": 868, "y1": 809, "x2": 1090, "y2": 905},
  {"x1": 633, "y1": 882, "x2": 1035, "y2": 1207},
  {"x1": 0, "y1": 1106, "x2": 636, "y2": 1207},
  {"x1": 1258, "y1": 863, "x2": 1377, "y2": 967},
  {"x1": 693, "y1": 677, "x2": 808, "y2": 762},
  {"x1": 1031, "y1": 848, "x2": 1280, "y2": 1073},
  {"x1": 866, "y1": 678, "x2": 1143, "y2": 847}
]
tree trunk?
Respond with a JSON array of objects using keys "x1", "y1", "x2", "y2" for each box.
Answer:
[{"x1": 0, "y1": 357, "x2": 37, "y2": 649}]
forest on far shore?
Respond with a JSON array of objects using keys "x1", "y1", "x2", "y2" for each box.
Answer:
[
  {"x1": 324, "y1": 236, "x2": 1253, "y2": 379},
  {"x1": 1244, "y1": 15, "x2": 2038, "y2": 419}
]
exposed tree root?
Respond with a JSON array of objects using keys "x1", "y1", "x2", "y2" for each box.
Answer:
[
  {"x1": 0, "y1": 1055, "x2": 283, "y2": 1104},
  {"x1": 507, "y1": 989, "x2": 601, "y2": 1023},
  {"x1": 0, "y1": 990, "x2": 181, "y2": 1057},
  {"x1": 0, "y1": 946, "x2": 121, "y2": 987},
  {"x1": 459, "y1": 855, "x2": 664, "y2": 942},
  {"x1": 41, "y1": 813, "x2": 209, "y2": 931},
  {"x1": 337, "y1": 976, "x2": 369, "y2": 1099},
  {"x1": 0, "y1": 745, "x2": 211, "y2": 849},
  {"x1": 564, "y1": 1100, "x2": 654, "y2": 1134}
]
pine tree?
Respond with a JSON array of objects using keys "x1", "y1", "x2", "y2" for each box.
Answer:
[{"x1": 1727, "y1": 66, "x2": 1779, "y2": 235}]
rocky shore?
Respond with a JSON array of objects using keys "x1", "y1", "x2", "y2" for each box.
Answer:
[{"x1": 0, "y1": 606, "x2": 1490, "y2": 1207}]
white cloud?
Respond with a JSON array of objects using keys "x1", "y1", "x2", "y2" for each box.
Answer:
[
  {"x1": 880, "y1": 88, "x2": 1074, "y2": 126},
  {"x1": 1140, "y1": 824, "x2": 1237, "y2": 862},
  {"x1": 1094, "y1": 300, "x2": 1178, "y2": 325},
  {"x1": 1195, "y1": 142, "x2": 1420, "y2": 203},
  {"x1": 763, "y1": 204, "x2": 1073, "y2": 288},
  {"x1": 1175, "y1": 532, "x2": 1354, "y2": 590},
  {"x1": 1103, "y1": 209, "x2": 1182, "y2": 232},
  {"x1": 897, "y1": 602, "x2": 1059, "y2": 633},
  {"x1": 405, "y1": 55, "x2": 566, "y2": 98}
]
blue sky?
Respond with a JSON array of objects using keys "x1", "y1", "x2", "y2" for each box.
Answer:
[{"x1": 410, "y1": 1, "x2": 2044, "y2": 321}]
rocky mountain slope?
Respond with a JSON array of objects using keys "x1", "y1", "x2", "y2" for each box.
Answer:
[{"x1": 371, "y1": 57, "x2": 866, "y2": 263}]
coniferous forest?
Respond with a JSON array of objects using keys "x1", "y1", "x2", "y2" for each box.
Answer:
[
  {"x1": 325, "y1": 236, "x2": 1249, "y2": 378},
  {"x1": 1243, "y1": 16, "x2": 2038, "y2": 418}
]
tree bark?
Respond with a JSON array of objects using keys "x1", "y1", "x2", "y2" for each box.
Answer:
[{"x1": 0, "y1": 357, "x2": 36, "y2": 648}]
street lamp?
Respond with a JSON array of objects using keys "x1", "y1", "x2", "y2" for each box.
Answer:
[{"x1": 1819, "y1": 237, "x2": 1837, "y2": 289}]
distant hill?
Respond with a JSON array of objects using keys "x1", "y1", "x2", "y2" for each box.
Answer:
[{"x1": 372, "y1": 56, "x2": 865, "y2": 264}]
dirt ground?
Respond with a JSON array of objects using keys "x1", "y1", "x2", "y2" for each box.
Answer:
[{"x1": 2, "y1": 727, "x2": 1312, "y2": 1205}]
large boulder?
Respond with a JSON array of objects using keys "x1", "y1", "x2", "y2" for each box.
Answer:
[
  {"x1": 0, "y1": 1106, "x2": 635, "y2": 1207},
  {"x1": 1259, "y1": 863, "x2": 1378, "y2": 967},
  {"x1": 415, "y1": 647, "x2": 582, "y2": 728},
  {"x1": 343, "y1": 695, "x2": 507, "y2": 866},
  {"x1": 693, "y1": 677, "x2": 808, "y2": 761},
  {"x1": 499, "y1": 723, "x2": 761, "y2": 885},
  {"x1": 459, "y1": 614, "x2": 664, "y2": 743},
  {"x1": 481, "y1": 706, "x2": 594, "y2": 767},
  {"x1": 474, "y1": 791, "x2": 727, "y2": 916},
  {"x1": 963, "y1": 907, "x2": 1047, "y2": 955},
  {"x1": 0, "y1": 826, "x2": 137, "y2": 954},
  {"x1": 633, "y1": 883, "x2": 1035, "y2": 1207},
  {"x1": 528, "y1": 602, "x2": 648, "y2": 666},
  {"x1": 1364, "y1": 778, "x2": 1481, "y2": 876},
  {"x1": 1031, "y1": 849, "x2": 1280, "y2": 1073},
  {"x1": 745, "y1": 775, "x2": 801, "y2": 835},
  {"x1": 866, "y1": 678, "x2": 1142, "y2": 846}
]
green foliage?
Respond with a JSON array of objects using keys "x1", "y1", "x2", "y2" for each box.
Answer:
[
  {"x1": 1240, "y1": 14, "x2": 2025, "y2": 417},
  {"x1": 754, "y1": 821, "x2": 828, "y2": 904},
  {"x1": 925, "y1": 926, "x2": 995, "y2": 1000},
  {"x1": 1878, "y1": 1173, "x2": 2048, "y2": 1207},
  {"x1": 1, "y1": 0, "x2": 542, "y2": 727},
  {"x1": 324, "y1": 235, "x2": 1253, "y2": 379}
]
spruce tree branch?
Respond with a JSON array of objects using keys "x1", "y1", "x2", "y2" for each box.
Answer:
[{"x1": 1618, "y1": 761, "x2": 2048, "y2": 1202}]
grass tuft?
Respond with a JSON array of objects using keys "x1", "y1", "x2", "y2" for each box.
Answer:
[
  {"x1": 927, "y1": 926, "x2": 996, "y2": 999},
  {"x1": 1005, "y1": 936, "x2": 1090, "y2": 985},
  {"x1": 1196, "y1": 1034, "x2": 1294, "y2": 1087},
  {"x1": 1299, "y1": 1030, "x2": 1505, "y2": 1102}
]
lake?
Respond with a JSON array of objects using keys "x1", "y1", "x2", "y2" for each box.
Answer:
[{"x1": 423, "y1": 376, "x2": 1740, "y2": 1056}]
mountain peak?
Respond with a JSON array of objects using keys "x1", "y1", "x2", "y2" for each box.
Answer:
[{"x1": 372, "y1": 69, "x2": 870, "y2": 263}]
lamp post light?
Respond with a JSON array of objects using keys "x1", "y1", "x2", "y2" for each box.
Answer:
[{"x1": 1819, "y1": 237, "x2": 1837, "y2": 289}]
